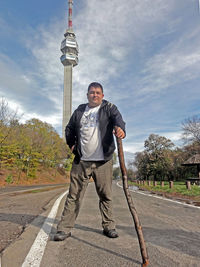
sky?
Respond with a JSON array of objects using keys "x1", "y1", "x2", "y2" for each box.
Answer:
[{"x1": 0, "y1": 0, "x2": 200, "y2": 163}]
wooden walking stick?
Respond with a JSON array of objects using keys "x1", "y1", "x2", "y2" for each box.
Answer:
[{"x1": 116, "y1": 137, "x2": 149, "y2": 267}]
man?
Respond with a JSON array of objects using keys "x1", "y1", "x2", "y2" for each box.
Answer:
[{"x1": 54, "y1": 82, "x2": 125, "y2": 241}]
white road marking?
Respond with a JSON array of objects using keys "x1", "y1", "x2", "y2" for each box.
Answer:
[
  {"x1": 22, "y1": 190, "x2": 68, "y2": 267},
  {"x1": 116, "y1": 182, "x2": 200, "y2": 209}
]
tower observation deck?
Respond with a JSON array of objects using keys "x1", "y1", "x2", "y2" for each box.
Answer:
[{"x1": 61, "y1": 0, "x2": 79, "y2": 138}]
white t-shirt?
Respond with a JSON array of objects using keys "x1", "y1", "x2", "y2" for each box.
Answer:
[{"x1": 80, "y1": 104, "x2": 104, "y2": 161}]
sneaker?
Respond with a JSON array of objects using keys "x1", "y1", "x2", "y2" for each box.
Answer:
[
  {"x1": 54, "y1": 231, "x2": 71, "y2": 241},
  {"x1": 103, "y1": 229, "x2": 119, "y2": 238}
]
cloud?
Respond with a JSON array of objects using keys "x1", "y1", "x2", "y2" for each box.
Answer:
[
  {"x1": 123, "y1": 141, "x2": 144, "y2": 154},
  {"x1": 139, "y1": 39, "x2": 200, "y2": 95},
  {"x1": 72, "y1": 0, "x2": 180, "y2": 100},
  {"x1": 0, "y1": 53, "x2": 59, "y2": 115},
  {"x1": 0, "y1": 0, "x2": 182, "y2": 102},
  {"x1": 0, "y1": 18, "x2": 64, "y2": 125},
  {"x1": 0, "y1": 0, "x2": 199, "y2": 142}
]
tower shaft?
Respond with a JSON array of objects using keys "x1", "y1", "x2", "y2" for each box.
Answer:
[{"x1": 62, "y1": 65, "x2": 72, "y2": 138}]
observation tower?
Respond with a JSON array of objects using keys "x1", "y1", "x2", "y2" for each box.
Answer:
[{"x1": 60, "y1": 0, "x2": 79, "y2": 138}]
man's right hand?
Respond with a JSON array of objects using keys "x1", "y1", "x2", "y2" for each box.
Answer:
[{"x1": 113, "y1": 126, "x2": 125, "y2": 139}]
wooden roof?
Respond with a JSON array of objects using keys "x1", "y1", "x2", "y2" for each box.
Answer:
[{"x1": 182, "y1": 154, "x2": 200, "y2": 166}]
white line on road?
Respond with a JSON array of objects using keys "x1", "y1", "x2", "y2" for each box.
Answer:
[
  {"x1": 116, "y1": 182, "x2": 200, "y2": 209},
  {"x1": 21, "y1": 190, "x2": 68, "y2": 267}
]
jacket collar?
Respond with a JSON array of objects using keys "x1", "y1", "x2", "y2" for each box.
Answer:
[{"x1": 78, "y1": 99, "x2": 108, "y2": 111}]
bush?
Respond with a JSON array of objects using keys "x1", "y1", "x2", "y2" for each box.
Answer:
[{"x1": 5, "y1": 174, "x2": 13, "y2": 184}]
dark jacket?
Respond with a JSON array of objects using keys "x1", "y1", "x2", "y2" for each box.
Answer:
[{"x1": 65, "y1": 99, "x2": 126, "y2": 163}]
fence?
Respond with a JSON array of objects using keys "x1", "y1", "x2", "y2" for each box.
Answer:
[{"x1": 134, "y1": 180, "x2": 194, "y2": 190}]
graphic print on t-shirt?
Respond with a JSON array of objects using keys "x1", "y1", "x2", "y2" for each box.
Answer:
[{"x1": 81, "y1": 111, "x2": 99, "y2": 129}]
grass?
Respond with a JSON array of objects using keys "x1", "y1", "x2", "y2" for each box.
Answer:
[
  {"x1": 129, "y1": 181, "x2": 200, "y2": 198},
  {"x1": 30, "y1": 189, "x2": 44, "y2": 193}
]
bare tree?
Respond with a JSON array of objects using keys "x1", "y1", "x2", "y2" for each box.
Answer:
[
  {"x1": 0, "y1": 97, "x2": 20, "y2": 145},
  {"x1": 182, "y1": 115, "x2": 200, "y2": 144}
]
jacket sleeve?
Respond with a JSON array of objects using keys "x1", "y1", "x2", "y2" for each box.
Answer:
[
  {"x1": 110, "y1": 104, "x2": 126, "y2": 136},
  {"x1": 65, "y1": 111, "x2": 77, "y2": 148}
]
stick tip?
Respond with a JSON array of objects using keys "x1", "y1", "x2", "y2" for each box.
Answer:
[{"x1": 142, "y1": 259, "x2": 149, "y2": 267}]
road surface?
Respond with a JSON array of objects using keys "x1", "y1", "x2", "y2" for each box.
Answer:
[
  {"x1": 0, "y1": 184, "x2": 67, "y2": 254},
  {"x1": 1, "y1": 182, "x2": 200, "y2": 267}
]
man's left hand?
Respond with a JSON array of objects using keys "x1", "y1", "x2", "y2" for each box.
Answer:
[{"x1": 113, "y1": 126, "x2": 125, "y2": 139}]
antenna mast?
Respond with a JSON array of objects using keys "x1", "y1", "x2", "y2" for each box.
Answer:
[
  {"x1": 68, "y1": 0, "x2": 73, "y2": 30},
  {"x1": 61, "y1": 0, "x2": 79, "y2": 138}
]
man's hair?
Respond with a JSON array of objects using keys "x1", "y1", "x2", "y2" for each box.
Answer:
[{"x1": 88, "y1": 82, "x2": 103, "y2": 93}]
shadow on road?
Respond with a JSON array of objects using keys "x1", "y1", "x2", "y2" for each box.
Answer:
[
  {"x1": 74, "y1": 224, "x2": 141, "y2": 264},
  {"x1": 143, "y1": 226, "x2": 200, "y2": 258},
  {"x1": 0, "y1": 212, "x2": 58, "y2": 233},
  {"x1": 0, "y1": 212, "x2": 60, "y2": 252},
  {"x1": 116, "y1": 224, "x2": 200, "y2": 258},
  {"x1": 2, "y1": 213, "x2": 200, "y2": 260},
  {"x1": 72, "y1": 235, "x2": 141, "y2": 265},
  {"x1": 75, "y1": 223, "x2": 103, "y2": 235}
]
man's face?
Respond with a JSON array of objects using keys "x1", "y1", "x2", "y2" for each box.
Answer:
[{"x1": 87, "y1": 87, "x2": 104, "y2": 107}]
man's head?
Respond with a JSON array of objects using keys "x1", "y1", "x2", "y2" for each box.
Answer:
[{"x1": 87, "y1": 82, "x2": 104, "y2": 107}]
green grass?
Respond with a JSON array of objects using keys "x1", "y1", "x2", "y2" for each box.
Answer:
[
  {"x1": 30, "y1": 189, "x2": 43, "y2": 193},
  {"x1": 129, "y1": 181, "x2": 200, "y2": 197}
]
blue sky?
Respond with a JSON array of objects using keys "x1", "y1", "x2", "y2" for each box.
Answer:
[{"x1": 0, "y1": 0, "x2": 200, "y2": 162}]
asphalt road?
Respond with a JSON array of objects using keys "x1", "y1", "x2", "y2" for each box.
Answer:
[
  {"x1": 1, "y1": 182, "x2": 200, "y2": 267},
  {"x1": 0, "y1": 184, "x2": 66, "y2": 195},
  {"x1": 0, "y1": 184, "x2": 67, "y2": 254}
]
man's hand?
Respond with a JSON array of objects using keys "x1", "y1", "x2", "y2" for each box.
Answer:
[
  {"x1": 71, "y1": 145, "x2": 74, "y2": 152},
  {"x1": 113, "y1": 126, "x2": 125, "y2": 139}
]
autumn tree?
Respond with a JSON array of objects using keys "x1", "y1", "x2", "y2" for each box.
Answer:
[
  {"x1": 0, "y1": 106, "x2": 72, "y2": 180},
  {"x1": 0, "y1": 99, "x2": 22, "y2": 169},
  {"x1": 22, "y1": 118, "x2": 71, "y2": 177},
  {"x1": 132, "y1": 134, "x2": 175, "y2": 181},
  {"x1": 133, "y1": 151, "x2": 151, "y2": 180}
]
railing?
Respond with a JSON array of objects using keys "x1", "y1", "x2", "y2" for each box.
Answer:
[{"x1": 133, "y1": 179, "x2": 200, "y2": 190}]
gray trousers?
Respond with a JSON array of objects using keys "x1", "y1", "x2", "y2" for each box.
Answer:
[{"x1": 57, "y1": 159, "x2": 115, "y2": 232}]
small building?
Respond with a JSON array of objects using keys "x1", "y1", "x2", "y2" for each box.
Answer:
[{"x1": 182, "y1": 154, "x2": 200, "y2": 185}]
